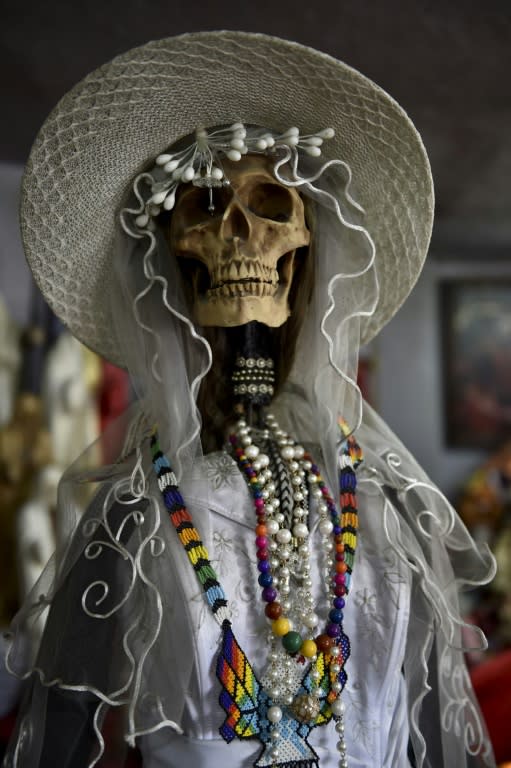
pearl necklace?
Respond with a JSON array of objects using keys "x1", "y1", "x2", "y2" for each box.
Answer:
[{"x1": 229, "y1": 412, "x2": 357, "y2": 768}]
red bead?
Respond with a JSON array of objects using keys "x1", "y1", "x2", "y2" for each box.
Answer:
[
  {"x1": 256, "y1": 548, "x2": 269, "y2": 560},
  {"x1": 316, "y1": 633, "x2": 333, "y2": 652},
  {"x1": 265, "y1": 602, "x2": 283, "y2": 620},
  {"x1": 334, "y1": 585, "x2": 346, "y2": 597}
]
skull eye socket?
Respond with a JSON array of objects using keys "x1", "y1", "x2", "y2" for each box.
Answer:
[
  {"x1": 173, "y1": 186, "x2": 233, "y2": 230},
  {"x1": 247, "y1": 183, "x2": 294, "y2": 222}
]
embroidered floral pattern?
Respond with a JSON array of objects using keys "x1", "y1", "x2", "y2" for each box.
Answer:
[{"x1": 206, "y1": 452, "x2": 241, "y2": 490}]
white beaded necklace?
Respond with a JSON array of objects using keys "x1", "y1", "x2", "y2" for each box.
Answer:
[{"x1": 229, "y1": 413, "x2": 352, "y2": 767}]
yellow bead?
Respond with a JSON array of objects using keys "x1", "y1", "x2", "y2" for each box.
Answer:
[
  {"x1": 300, "y1": 639, "x2": 318, "y2": 658},
  {"x1": 272, "y1": 617, "x2": 291, "y2": 637}
]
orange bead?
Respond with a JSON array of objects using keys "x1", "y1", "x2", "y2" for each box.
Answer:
[
  {"x1": 335, "y1": 543, "x2": 345, "y2": 553},
  {"x1": 336, "y1": 562, "x2": 348, "y2": 574},
  {"x1": 255, "y1": 524, "x2": 267, "y2": 537}
]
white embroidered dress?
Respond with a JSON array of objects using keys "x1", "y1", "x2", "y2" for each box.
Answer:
[{"x1": 139, "y1": 449, "x2": 412, "y2": 768}]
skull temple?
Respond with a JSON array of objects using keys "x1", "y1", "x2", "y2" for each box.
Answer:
[{"x1": 168, "y1": 155, "x2": 310, "y2": 327}]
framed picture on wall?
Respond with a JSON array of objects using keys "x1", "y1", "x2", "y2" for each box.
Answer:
[{"x1": 441, "y1": 279, "x2": 511, "y2": 449}]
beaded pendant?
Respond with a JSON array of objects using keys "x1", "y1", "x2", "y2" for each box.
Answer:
[{"x1": 216, "y1": 620, "x2": 335, "y2": 767}]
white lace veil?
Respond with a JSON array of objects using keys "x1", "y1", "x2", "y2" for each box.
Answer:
[{"x1": 4, "y1": 132, "x2": 496, "y2": 767}]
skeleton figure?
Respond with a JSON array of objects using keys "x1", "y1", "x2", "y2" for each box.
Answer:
[{"x1": 4, "y1": 32, "x2": 496, "y2": 768}]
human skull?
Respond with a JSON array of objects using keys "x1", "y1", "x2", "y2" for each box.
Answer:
[{"x1": 168, "y1": 155, "x2": 310, "y2": 327}]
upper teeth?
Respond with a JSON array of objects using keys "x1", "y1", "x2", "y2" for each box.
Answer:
[
  {"x1": 207, "y1": 282, "x2": 278, "y2": 299},
  {"x1": 211, "y1": 259, "x2": 278, "y2": 287}
]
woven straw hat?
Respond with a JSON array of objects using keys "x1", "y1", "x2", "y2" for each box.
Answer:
[{"x1": 21, "y1": 31, "x2": 434, "y2": 367}]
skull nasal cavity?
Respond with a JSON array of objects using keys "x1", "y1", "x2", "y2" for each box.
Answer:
[{"x1": 220, "y1": 205, "x2": 251, "y2": 242}]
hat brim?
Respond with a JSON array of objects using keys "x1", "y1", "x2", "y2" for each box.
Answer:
[{"x1": 21, "y1": 31, "x2": 434, "y2": 367}]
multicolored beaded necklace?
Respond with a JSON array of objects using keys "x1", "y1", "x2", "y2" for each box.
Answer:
[{"x1": 151, "y1": 413, "x2": 362, "y2": 768}]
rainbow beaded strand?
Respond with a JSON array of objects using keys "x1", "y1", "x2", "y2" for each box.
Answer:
[{"x1": 150, "y1": 433, "x2": 230, "y2": 624}]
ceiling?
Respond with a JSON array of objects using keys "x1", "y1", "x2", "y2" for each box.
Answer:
[{"x1": 1, "y1": 0, "x2": 510, "y2": 250}]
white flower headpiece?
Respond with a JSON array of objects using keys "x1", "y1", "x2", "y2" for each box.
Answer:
[{"x1": 134, "y1": 123, "x2": 335, "y2": 228}]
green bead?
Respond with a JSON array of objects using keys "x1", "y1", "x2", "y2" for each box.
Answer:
[{"x1": 282, "y1": 630, "x2": 303, "y2": 654}]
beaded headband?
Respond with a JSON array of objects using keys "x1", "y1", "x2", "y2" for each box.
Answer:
[{"x1": 133, "y1": 123, "x2": 335, "y2": 228}]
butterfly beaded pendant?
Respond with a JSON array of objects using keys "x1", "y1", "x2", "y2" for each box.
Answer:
[{"x1": 216, "y1": 620, "x2": 350, "y2": 767}]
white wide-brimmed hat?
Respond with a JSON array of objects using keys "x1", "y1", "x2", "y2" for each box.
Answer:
[{"x1": 21, "y1": 31, "x2": 434, "y2": 367}]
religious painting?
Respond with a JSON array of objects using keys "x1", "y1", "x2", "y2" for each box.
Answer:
[{"x1": 442, "y1": 280, "x2": 511, "y2": 449}]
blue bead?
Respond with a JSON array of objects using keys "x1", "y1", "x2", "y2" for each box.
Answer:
[
  {"x1": 333, "y1": 597, "x2": 345, "y2": 610},
  {"x1": 258, "y1": 560, "x2": 271, "y2": 573},
  {"x1": 258, "y1": 572, "x2": 273, "y2": 587},
  {"x1": 340, "y1": 472, "x2": 356, "y2": 491},
  {"x1": 329, "y1": 609, "x2": 344, "y2": 624},
  {"x1": 154, "y1": 455, "x2": 170, "y2": 472},
  {"x1": 163, "y1": 488, "x2": 183, "y2": 507}
]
